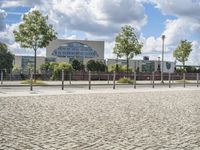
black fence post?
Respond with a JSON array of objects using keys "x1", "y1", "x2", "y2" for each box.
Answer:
[
  {"x1": 69, "y1": 72, "x2": 72, "y2": 85},
  {"x1": 134, "y1": 72, "x2": 137, "y2": 89},
  {"x1": 107, "y1": 73, "x2": 109, "y2": 84},
  {"x1": 183, "y1": 73, "x2": 186, "y2": 88},
  {"x1": 169, "y1": 72, "x2": 171, "y2": 88},
  {"x1": 30, "y1": 72, "x2": 33, "y2": 91},
  {"x1": 89, "y1": 71, "x2": 91, "y2": 90},
  {"x1": 62, "y1": 69, "x2": 64, "y2": 90},
  {"x1": 113, "y1": 71, "x2": 116, "y2": 89},
  {"x1": 152, "y1": 72, "x2": 155, "y2": 88}
]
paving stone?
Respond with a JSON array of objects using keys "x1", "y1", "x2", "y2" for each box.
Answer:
[{"x1": 0, "y1": 91, "x2": 200, "y2": 149}]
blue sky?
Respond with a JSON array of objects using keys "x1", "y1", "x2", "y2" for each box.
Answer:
[
  {"x1": 0, "y1": 0, "x2": 200, "y2": 65},
  {"x1": 141, "y1": 3, "x2": 176, "y2": 38}
]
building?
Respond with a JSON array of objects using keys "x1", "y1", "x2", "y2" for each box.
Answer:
[
  {"x1": 13, "y1": 39, "x2": 175, "y2": 73},
  {"x1": 107, "y1": 58, "x2": 175, "y2": 73},
  {"x1": 14, "y1": 55, "x2": 45, "y2": 71},
  {"x1": 13, "y1": 39, "x2": 105, "y2": 71},
  {"x1": 46, "y1": 39, "x2": 104, "y2": 63}
]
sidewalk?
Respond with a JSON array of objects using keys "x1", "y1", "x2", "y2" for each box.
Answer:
[{"x1": 0, "y1": 84, "x2": 200, "y2": 97}]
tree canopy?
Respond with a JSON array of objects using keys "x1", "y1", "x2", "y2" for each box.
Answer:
[
  {"x1": 173, "y1": 40, "x2": 192, "y2": 68},
  {"x1": 71, "y1": 59, "x2": 85, "y2": 71},
  {"x1": 13, "y1": 10, "x2": 57, "y2": 80},
  {"x1": 114, "y1": 25, "x2": 142, "y2": 75},
  {"x1": 0, "y1": 42, "x2": 14, "y2": 70},
  {"x1": 13, "y1": 10, "x2": 57, "y2": 50},
  {"x1": 87, "y1": 60, "x2": 107, "y2": 72}
]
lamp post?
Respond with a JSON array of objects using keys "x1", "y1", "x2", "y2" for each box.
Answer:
[
  {"x1": 161, "y1": 35, "x2": 165, "y2": 83},
  {"x1": 157, "y1": 57, "x2": 161, "y2": 72}
]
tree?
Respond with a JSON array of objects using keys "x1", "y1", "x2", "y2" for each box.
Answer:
[
  {"x1": 95, "y1": 61, "x2": 107, "y2": 72},
  {"x1": 13, "y1": 10, "x2": 57, "y2": 81},
  {"x1": 87, "y1": 60, "x2": 96, "y2": 71},
  {"x1": 49, "y1": 62, "x2": 73, "y2": 80},
  {"x1": 72, "y1": 59, "x2": 85, "y2": 71},
  {"x1": 173, "y1": 40, "x2": 192, "y2": 71},
  {"x1": 0, "y1": 42, "x2": 14, "y2": 71},
  {"x1": 113, "y1": 47, "x2": 122, "y2": 72},
  {"x1": 114, "y1": 25, "x2": 142, "y2": 76},
  {"x1": 86, "y1": 60, "x2": 107, "y2": 72}
]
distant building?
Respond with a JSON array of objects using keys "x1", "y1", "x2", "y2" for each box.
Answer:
[
  {"x1": 14, "y1": 56, "x2": 45, "y2": 72},
  {"x1": 107, "y1": 59, "x2": 175, "y2": 73},
  {"x1": 13, "y1": 39, "x2": 105, "y2": 71},
  {"x1": 46, "y1": 39, "x2": 104, "y2": 63},
  {"x1": 13, "y1": 39, "x2": 175, "y2": 73}
]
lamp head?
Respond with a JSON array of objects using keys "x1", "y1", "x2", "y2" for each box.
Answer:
[{"x1": 162, "y1": 35, "x2": 165, "y2": 40}]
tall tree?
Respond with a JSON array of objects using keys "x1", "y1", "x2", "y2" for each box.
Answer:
[
  {"x1": 173, "y1": 40, "x2": 192, "y2": 70},
  {"x1": 13, "y1": 10, "x2": 57, "y2": 81},
  {"x1": 114, "y1": 25, "x2": 142, "y2": 76},
  {"x1": 0, "y1": 42, "x2": 14, "y2": 71}
]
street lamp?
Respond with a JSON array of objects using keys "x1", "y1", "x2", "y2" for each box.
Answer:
[{"x1": 161, "y1": 35, "x2": 165, "y2": 83}]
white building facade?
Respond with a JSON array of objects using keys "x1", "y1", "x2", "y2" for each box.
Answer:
[{"x1": 107, "y1": 59, "x2": 175, "y2": 73}]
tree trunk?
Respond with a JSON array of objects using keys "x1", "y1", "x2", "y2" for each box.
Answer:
[
  {"x1": 183, "y1": 61, "x2": 185, "y2": 72},
  {"x1": 34, "y1": 49, "x2": 37, "y2": 83},
  {"x1": 126, "y1": 55, "x2": 129, "y2": 77}
]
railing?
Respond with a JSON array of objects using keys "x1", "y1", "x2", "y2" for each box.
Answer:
[{"x1": 0, "y1": 69, "x2": 200, "y2": 91}]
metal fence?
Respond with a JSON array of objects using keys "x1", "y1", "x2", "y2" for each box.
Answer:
[{"x1": 0, "y1": 69, "x2": 200, "y2": 91}]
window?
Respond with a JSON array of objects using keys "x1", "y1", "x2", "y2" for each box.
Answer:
[{"x1": 52, "y1": 42, "x2": 99, "y2": 58}]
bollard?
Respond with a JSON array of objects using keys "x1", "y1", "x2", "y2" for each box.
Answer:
[
  {"x1": 197, "y1": 73, "x2": 199, "y2": 87},
  {"x1": 152, "y1": 72, "x2": 155, "y2": 88},
  {"x1": 134, "y1": 72, "x2": 137, "y2": 89},
  {"x1": 183, "y1": 73, "x2": 186, "y2": 88},
  {"x1": 30, "y1": 72, "x2": 33, "y2": 91},
  {"x1": 89, "y1": 71, "x2": 91, "y2": 90},
  {"x1": 107, "y1": 73, "x2": 109, "y2": 84},
  {"x1": 62, "y1": 69, "x2": 64, "y2": 90},
  {"x1": 113, "y1": 71, "x2": 116, "y2": 89},
  {"x1": 10, "y1": 68, "x2": 12, "y2": 81},
  {"x1": 69, "y1": 72, "x2": 72, "y2": 85},
  {"x1": 169, "y1": 72, "x2": 171, "y2": 88},
  {"x1": 1, "y1": 70, "x2": 3, "y2": 85}
]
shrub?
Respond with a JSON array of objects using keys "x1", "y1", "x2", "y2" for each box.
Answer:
[
  {"x1": 72, "y1": 59, "x2": 84, "y2": 71},
  {"x1": 87, "y1": 60, "x2": 107, "y2": 72},
  {"x1": 108, "y1": 64, "x2": 132, "y2": 73},
  {"x1": 50, "y1": 62, "x2": 73, "y2": 80},
  {"x1": 117, "y1": 77, "x2": 133, "y2": 84},
  {"x1": 21, "y1": 80, "x2": 45, "y2": 85}
]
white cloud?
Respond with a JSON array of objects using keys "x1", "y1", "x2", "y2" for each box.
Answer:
[
  {"x1": 0, "y1": 0, "x2": 148, "y2": 59},
  {"x1": 188, "y1": 41, "x2": 200, "y2": 65},
  {"x1": 1, "y1": 0, "x2": 200, "y2": 65},
  {"x1": 153, "y1": 0, "x2": 200, "y2": 19},
  {"x1": 137, "y1": 0, "x2": 200, "y2": 65}
]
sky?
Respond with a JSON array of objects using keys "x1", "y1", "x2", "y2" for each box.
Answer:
[{"x1": 0, "y1": 0, "x2": 200, "y2": 65}]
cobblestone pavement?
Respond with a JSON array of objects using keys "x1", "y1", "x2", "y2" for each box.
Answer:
[{"x1": 0, "y1": 91, "x2": 200, "y2": 150}]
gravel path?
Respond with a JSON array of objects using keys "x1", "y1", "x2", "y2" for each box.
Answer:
[{"x1": 0, "y1": 90, "x2": 200, "y2": 150}]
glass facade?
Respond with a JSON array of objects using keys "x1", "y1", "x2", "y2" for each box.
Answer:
[
  {"x1": 45, "y1": 57, "x2": 56, "y2": 63},
  {"x1": 52, "y1": 42, "x2": 99, "y2": 59},
  {"x1": 142, "y1": 61, "x2": 155, "y2": 73},
  {"x1": 21, "y1": 56, "x2": 34, "y2": 69}
]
